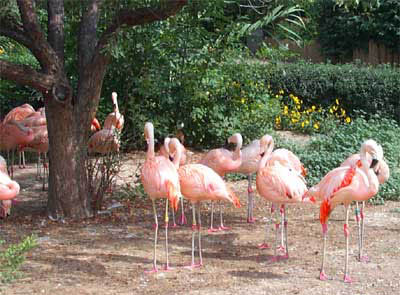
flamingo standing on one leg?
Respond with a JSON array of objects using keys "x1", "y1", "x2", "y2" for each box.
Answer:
[
  {"x1": 340, "y1": 149, "x2": 389, "y2": 262},
  {"x1": 232, "y1": 134, "x2": 273, "y2": 223},
  {"x1": 141, "y1": 122, "x2": 181, "y2": 273},
  {"x1": 256, "y1": 147, "x2": 311, "y2": 262},
  {"x1": 168, "y1": 138, "x2": 241, "y2": 268},
  {"x1": 305, "y1": 139, "x2": 381, "y2": 283},
  {"x1": 199, "y1": 133, "x2": 242, "y2": 232}
]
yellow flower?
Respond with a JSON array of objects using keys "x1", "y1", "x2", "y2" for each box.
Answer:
[
  {"x1": 305, "y1": 120, "x2": 309, "y2": 125},
  {"x1": 312, "y1": 105, "x2": 316, "y2": 111},
  {"x1": 335, "y1": 99, "x2": 339, "y2": 105},
  {"x1": 283, "y1": 105, "x2": 289, "y2": 115},
  {"x1": 345, "y1": 117, "x2": 351, "y2": 123},
  {"x1": 313, "y1": 123, "x2": 319, "y2": 130},
  {"x1": 301, "y1": 121, "x2": 305, "y2": 128},
  {"x1": 279, "y1": 89, "x2": 284, "y2": 95},
  {"x1": 291, "y1": 118, "x2": 299, "y2": 123},
  {"x1": 329, "y1": 108, "x2": 334, "y2": 114},
  {"x1": 241, "y1": 98, "x2": 245, "y2": 104},
  {"x1": 0, "y1": 47, "x2": 4, "y2": 55},
  {"x1": 275, "y1": 95, "x2": 279, "y2": 99}
]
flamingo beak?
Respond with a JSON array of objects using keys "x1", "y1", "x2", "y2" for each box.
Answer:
[{"x1": 370, "y1": 158, "x2": 379, "y2": 169}]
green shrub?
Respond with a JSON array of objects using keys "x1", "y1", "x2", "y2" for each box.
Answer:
[
  {"x1": 265, "y1": 61, "x2": 400, "y2": 122},
  {"x1": 0, "y1": 235, "x2": 37, "y2": 284}
]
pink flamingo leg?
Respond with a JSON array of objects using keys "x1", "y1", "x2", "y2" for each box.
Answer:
[
  {"x1": 178, "y1": 198, "x2": 187, "y2": 225},
  {"x1": 358, "y1": 201, "x2": 369, "y2": 262},
  {"x1": 343, "y1": 206, "x2": 352, "y2": 283},
  {"x1": 247, "y1": 174, "x2": 256, "y2": 223},
  {"x1": 319, "y1": 223, "x2": 328, "y2": 281},
  {"x1": 258, "y1": 203, "x2": 274, "y2": 249},
  {"x1": 277, "y1": 205, "x2": 285, "y2": 253},
  {"x1": 208, "y1": 201, "x2": 218, "y2": 232},
  {"x1": 282, "y1": 206, "x2": 289, "y2": 259},
  {"x1": 145, "y1": 200, "x2": 159, "y2": 274},
  {"x1": 185, "y1": 203, "x2": 202, "y2": 269},
  {"x1": 270, "y1": 204, "x2": 281, "y2": 263},
  {"x1": 170, "y1": 204, "x2": 177, "y2": 228},
  {"x1": 218, "y1": 201, "x2": 230, "y2": 231},
  {"x1": 163, "y1": 200, "x2": 173, "y2": 271}
]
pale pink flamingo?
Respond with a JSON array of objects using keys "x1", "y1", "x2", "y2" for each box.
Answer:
[
  {"x1": 103, "y1": 92, "x2": 124, "y2": 130},
  {"x1": 232, "y1": 134, "x2": 274, "y2": 223},
  {"x1": 0, "y1": 120, "x2": 34, "y2": 178},
  {"x1": 168, "y1": 137, "x2": 241, "y2": 267},
  {"x1": 0, "y1": 155, "x2": 20, "y2": 218},
  {"x1": 340, "y1": 149, "x2": 389, "y2": 262},
  {"x1": 305, "y1": 139, "x2": 381, "y2": 283},
  {"x1": 199, "y1": 133, "x2": 242, "y2": 231},
  {"x1": 140, "y1": 122, "x2": 181, "y2": 273},
  {"x1": 159, "y1": 137, "x2": 188, "y2": 226},
  {"x1": 254, "y1": 137, "x2": 308, "y2": 252},
  {"x1": 256, "y1": 146, "x2": 311, "y2": 262}
]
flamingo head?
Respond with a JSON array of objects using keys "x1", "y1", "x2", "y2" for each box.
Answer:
[
  {"x1": 361, "y1": 139, "x2": 383, "y2": 169},
  {"x1": 228, "y1": 133, "x2": 243, "y2": 149},
  {"x1": 144, "y1": 122, "x2": 154, "y2": 145},
  {"x1": 259, "y1": 134, "x2": 274, "y2": 155},
  {"x1": 91, "y1": 118, "x2": 101, "y2": 131}
]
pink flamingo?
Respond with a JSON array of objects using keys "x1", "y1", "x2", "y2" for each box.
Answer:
[
  {"x1": 140, "y1": 122, "x2": 181, "y2": 273},
  {"x1": 168, "y1": 137, "x2": 241, "y2": 268},
  {"x1": 256, "y1": 145, "x2": 310, "y2": 262},
  {"x1": 0, "y1": 155, "x2": 20, "y2": 218},
  {"x1": 199, "y1": 133, "x2": 242, "y2": 231},
  {"x1": 306, "y1": 139, "x2": 381, "y2": 283},
  {"x1": 232, "y1": 134, "x2": 274, "y2": 223},
  {"x1": 340, "y1": 149, "x2": 389, "y2": 262},
  {"x1": 253, "y1": 136, "x2": 308, "y2": 251},
  {"x1": 91, "y1": 118, "x2": 101, "y2": 132},
  {"x1": 0, "y1": 120, "x2": 34, "y2": 178},
  {"x1": 88, "y1": 93, "x2": 124, "y2": 154},
  {"x1": 159, "y1": 137, "x2": 188, "y2": 226}
]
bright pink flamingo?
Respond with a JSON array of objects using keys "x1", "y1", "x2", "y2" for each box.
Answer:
[
  {"x1": 0, "y1": 155, "x2": 20, "y2": 218},
  {"x1": 232, "y1": 134, "x2": 273, "y2": 223},
  {"x1": 91, "y1": 118, "x2": 101, "y2": 132},
  {"x1": 340, "y1": 148, "x2": 389, "y2": 262},
  {"x1": 256, "y1": 146, "x2": 310, "y2": 262},
  {"x1": 306, "y1": 139, "x2": 381, "y2": 283},
  {"x1": 168, "y1": 137, "x2": 241, "y2": 268},
  {"x1": 199, "y1": 133, "x2": 242, "y2": 231},
  {"x1": 0, "y1": 120, "x2": 34, "y2": 178},
  {"x1": 159, "y1": 137, "x2": 188, "y2": 226},
  {"x1": 141, "y1": 122, "x2": 181, "y2": 273}
]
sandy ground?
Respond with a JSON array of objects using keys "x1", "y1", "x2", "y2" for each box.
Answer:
[{"x1": 1, "y1": 151, "x2": 400, "y2": 295}]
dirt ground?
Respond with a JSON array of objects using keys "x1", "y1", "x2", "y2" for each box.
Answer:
[{"x1": 1, "y1": 151, "x2": 400, "y2": 295}]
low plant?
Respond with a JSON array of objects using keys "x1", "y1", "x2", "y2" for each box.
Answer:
[{"x1": 0, "y1": 235, "x2": 37, "y2": 284}]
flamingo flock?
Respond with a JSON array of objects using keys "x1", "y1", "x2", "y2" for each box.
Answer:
[{"x1": 140, "y1": 121, "x2": 389, "y2": 283}]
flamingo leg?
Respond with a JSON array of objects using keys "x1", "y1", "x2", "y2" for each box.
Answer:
[
  {"x1": 344, "y1": 205, "x2": 352, "y2": 283},
  {"x1": 319, "y1": 222, "x2": 328, "y2": 280},
  {"x1": 247, "y1": 174, "x2": 256, "y2": 223},
  {"x1": 171, "y1": 203, "x2": 177, "y2": 227},
  {"x1": 218, "y1": 201, "x2": 229, "y2": 230},
  {"x1": 42, "y1": 153, "x2": 48, "y2": 191},
  {"x1": 270, "y1": 203, "x2": 281, "y2": 262},
  {"x1": 178, "y1": 197, "x2": 187, "y2": 225},
  {"x1": 197, "y1": 203, "x2": 203, "y2": 266},
  {"x1": 208, "y1": 201, "x2": 217, "y2": 232},
  {"x1": 258, "y1": 203, "x2": 274, "y2": 249},
  {"x1": 191, "y1": 203, "x2": 197, "y2": 266},
  {"x1": 283, "y1": 205, "x2": 289, "y2": 259},
  {"x1": 164, "y1": 199, "x2": 172, "y2": 270},
  {"x1": 146, "y1": 200, "x2": 158, "y2": 273},
  {"x1": 358, "y1": 201, "x2": 368, "y2": 262},
  {"x1": 278, "y1": 205, "x2": 285, "y2": 252}
]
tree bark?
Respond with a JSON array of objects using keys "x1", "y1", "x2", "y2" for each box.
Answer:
[{"x1": 0, "y1": 0, "x2": 188, "y2": 220}]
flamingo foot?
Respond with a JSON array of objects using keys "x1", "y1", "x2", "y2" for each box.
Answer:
[
  {"x1": 145, "y1": 266, "x2": 158, "y2": 274},
  {"x1": 257, "y1": 243, "x2": 270, "y2": 249},
  {"x1": 277, "y1": 245, "x2": 286, "y2": 253},
  {"x1": 281, "y1": 253, "x2": 289, "y2": 260},
  {"x1": 343, "y1": 275, "x2": 352, "y2": 283},
  {"x1": 218, "y1": 225, "x2": 230, "y2": 231},
  {"x1": 208, "y1": 227, "x2": 218, "y2": 233},
  {"x1": 269, "y1": 256, "x2": 279, "y2": 263},
  {"x1": 152, "y1": 224, "x2": 158, "y2": 230},
  {"x1": 247, "y1": 217, "x2": 256, "y2": 223},
  {"x1": 357, "y1": 255, "x2": 370, "y2": 263},
  {"x1": 184, "y1": 263, "x2": 202, "y2": 269},
  {"x1": 163, "y1": 265, "x2": 174, "y2": 271},
  {"x1": 178, "y1": 214, "x2": 187, "y2": 225},
  {"x1": 170, "y1": 223, "x2": 178, "y2": 228},
  {"x1": 319, "y1": 271, "x2": 328, "y2": 281}
]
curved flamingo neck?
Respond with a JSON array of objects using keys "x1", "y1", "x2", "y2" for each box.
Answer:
[
  {"x1": 145, "y1": 124, "x2": 155, "y2": 159},
  {"x1": 360, "y1": 144, "x2": 379, "y2": 194},
  {"x1": 170, "y1": 138, "x2": 183, "y2": 169},
  {"x1": 258, "y1": 138, "x2": 275, "y2": 170}
]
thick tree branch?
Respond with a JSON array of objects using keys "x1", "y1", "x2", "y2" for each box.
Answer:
[
  {"x1": 78, "y1": 0, "x2": 102, "y2": 70},
  {"x1": 16, "y1": 0, "x2": 59, "y2": 74},
  {"x1": 0, "y1": 59, "x2": 55, "y2": 92},
  {"x1": 92, "y1": 0, "x2": 187, "y2": 67},
  {"x1": 47, "y1": 0, "x2": 65, "y2": 67}
]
